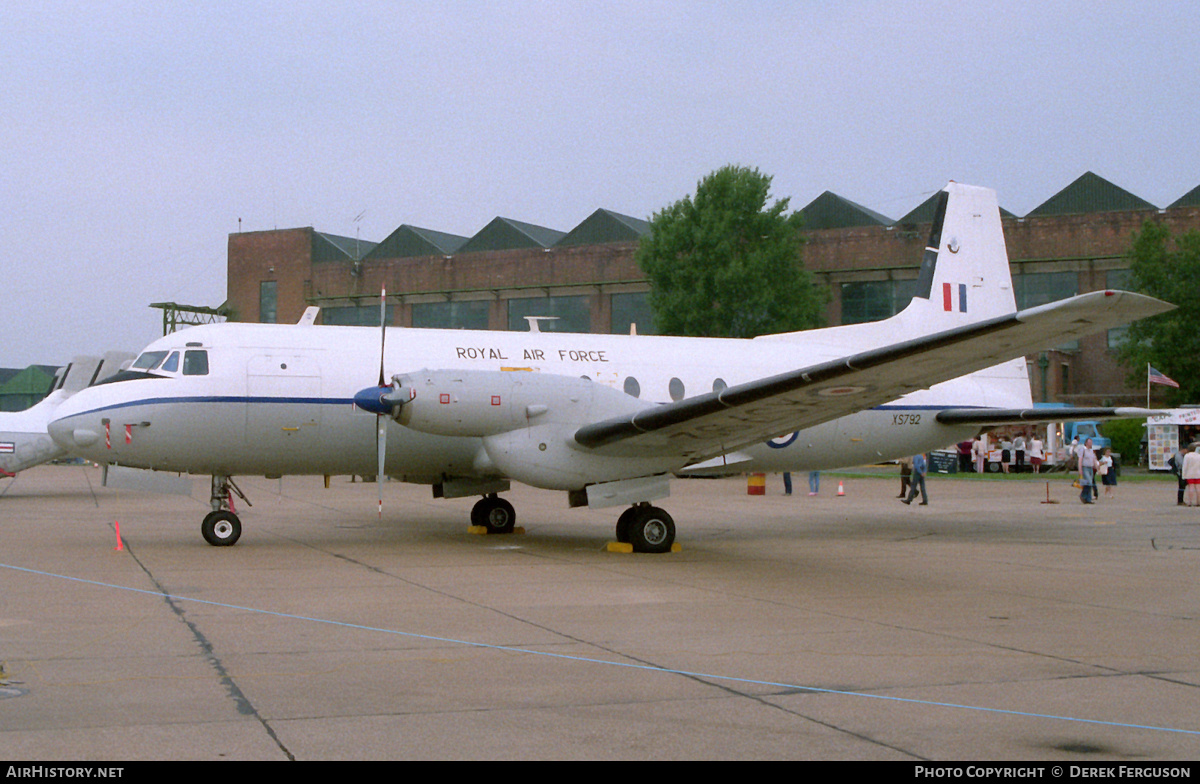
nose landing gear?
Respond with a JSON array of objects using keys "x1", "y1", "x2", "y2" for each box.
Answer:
[
  {"x1": 201, "y1": 475, "x2": 251, "y2": 546},
  {"x1": 201, "y1": 510, "x2": 241, "y2": 546}
]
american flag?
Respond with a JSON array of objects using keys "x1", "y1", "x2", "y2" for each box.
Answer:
[{"x1": 1149, "y1": 366, "x2": 1180, "y2": 388}]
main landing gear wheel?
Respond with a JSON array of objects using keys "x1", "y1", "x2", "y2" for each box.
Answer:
[
  {"x1": 201, "y1": 510, "x2": 242, "y2": 547},
  {"x1": 472, "y1": 494, "x2": 516, "y2": 534},
  {"x1": 622, "y1": 505, "x2": 675, "y2": 554},
  {"x1": 615, "y1": 507, "x2": 638, "y2": 543}
]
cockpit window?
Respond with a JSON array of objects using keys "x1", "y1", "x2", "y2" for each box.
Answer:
[
  {"x1": 183, "y1": 350, "x2": 209, "y2": 376},
  {"x1": 161, "y1": 351, "x2": 180, "y2": 373},
  {"x1": 131, "y1": 351, "x2": 169, "y2": 370}
]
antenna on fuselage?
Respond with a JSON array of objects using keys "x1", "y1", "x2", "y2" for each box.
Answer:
[{"x1": 523, "y1": 316, "x2": 558, "y2": 333}]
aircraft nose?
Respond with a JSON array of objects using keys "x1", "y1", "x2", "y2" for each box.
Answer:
[{"x1": 48, "y1": 415, "x2": 99, "y2": 451}]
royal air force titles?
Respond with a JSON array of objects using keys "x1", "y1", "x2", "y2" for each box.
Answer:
[{"x1": 455, "y1": 346, "x2": 609, "y2": 363}]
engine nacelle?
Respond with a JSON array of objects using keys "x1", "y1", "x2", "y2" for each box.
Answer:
[{"x1": 392, "y1": 369, "x2": 646, "y2": 439}]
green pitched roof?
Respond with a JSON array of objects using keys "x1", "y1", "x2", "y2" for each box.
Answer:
[
  {"x1": 313, "y1": 231, "x2": 377, "y2": 262},
  {"x1": 799, "y1": 191, "x2": 892, "y2": 230},
  {"x1": 0, "y1": 365, "x2": 59, "y2": 411},
  {"x1": 456, "y1": 217, "x2": 566, "y2": 253},
  {"x1": 895, "y1": 190, "x2": 1016, "y2": 225},
  {"x1": 1169, "y1": 183, "x2": 1200, "y2": 209},
  {"x1": 1027, "y1": 171, "x2": 1156, "y2": 217},
  {"x1": 555, "y1": 209, "x2": 650, "y2": 247},
  {"x1": 363, "y1": 224, "x2": 468, "y2": 260},
  {"x1": 895, "y1": 192, "x2": 945, "y2": 225}
]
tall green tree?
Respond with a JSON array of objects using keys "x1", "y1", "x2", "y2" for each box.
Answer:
[
  {"x1": 1116, "y1": 220, "x2": 1200, "y2": 404},
  {"x1": 635, "y1": 165, "x2": 826, "y2": 338}
]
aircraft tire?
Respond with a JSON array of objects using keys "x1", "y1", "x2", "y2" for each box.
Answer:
[
  {"x1": 628, "y1": 506, "x2": 675, "y2": 554},
  {"x1": 475, "y1": 497, "x2": 516, "y2": 534},
  {"x1": 615, "y1": 507, "x2": 637, "y2": 543},
  {"x1": 201, "y1": 510, "x2": 242, "y2": 547}
]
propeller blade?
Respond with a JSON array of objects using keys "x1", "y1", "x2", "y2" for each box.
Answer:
[
  {"x1": 377, "y1": 413, "x2": 387, "y2": 518},
  {"x1": 377, "y1": 287, "x2": 387, "y2": 387},
  {"x1": 376, "y1": 286, "x2": 388, "y2": 517}
]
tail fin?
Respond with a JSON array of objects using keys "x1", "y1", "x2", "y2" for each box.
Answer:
[
  {"x1": 894, "y1": 182, "x2": 1016, "y2": 332},
  {"x1": 58, "y1": 356, "x2": 103, "y2": 395}
]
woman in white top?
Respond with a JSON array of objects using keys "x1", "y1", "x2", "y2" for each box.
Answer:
[
  {"x1": 1029, "y1": 436, "x2": 1045, "y2": 473},
  {"x1": 1182, "y1": 444, "x2": 1200, "y2": 507},
  {"x1": 1098, "y1": 448, "x2": 1115, "y2": 498}
]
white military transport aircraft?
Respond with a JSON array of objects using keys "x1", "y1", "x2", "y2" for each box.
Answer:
[
  {"x1": 47, "y1": 183, "x2": 1171, "y2": 551},
  {"x1": 2, "y1": 352, "x2": 134, "y2": 477}
]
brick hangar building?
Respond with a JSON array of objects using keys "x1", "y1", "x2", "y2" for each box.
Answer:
[{"x1": 225, "y1": 172, "x2": 1200, "y2": 406}]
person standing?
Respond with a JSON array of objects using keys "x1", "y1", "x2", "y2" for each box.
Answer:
[
  {"x1": 957, "y1": 440, "x2": 973, "y2": 473},
  {"x1": 1029, "y1": 433, "x2": 1045, "y2": 474},
  {"x1": 901, "y1": 453, "x2": 928, "y2": 505},
  {"x1": 971, "y1": 435, "x2": 987, "y2": 474},
  {"x1": 1014, "y1": 432, "x2": 1026, "y2": 473},
  {"x1": 898, "y1": 455, "x2": 913, "y2": 498},
  {"x1": 1169, "y1": 444, "x2": 1189, "y2": 506},
  {"x1": 1078, "y1": 438, "x2": 1098, "y2": 504},
  {"x1": 1183, "y1": 444, "x2": 1200, "y2": 507},
  {"x1": 782, "y1": 472, "x2": 792, "y2": 496},
  {"x1": 808, "y1": 471, "x2": 820, "y2": 496},
  {"x1": 1098, "y1": 448, "x2": 1116, "y2": 499}
]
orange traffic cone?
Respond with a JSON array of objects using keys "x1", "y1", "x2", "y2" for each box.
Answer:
[
  {"x1": 837, "y1": 481, "x2": 845, "y2": 497},
  {"x1": 113, "y1": 521, "x2": 124, "y2": 551}
]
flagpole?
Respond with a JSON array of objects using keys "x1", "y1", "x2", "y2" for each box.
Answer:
[{"x1": 1147, "y1": 363, "x2": 1151, "y2": 408}]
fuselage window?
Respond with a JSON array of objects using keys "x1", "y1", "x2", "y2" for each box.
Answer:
[
  {"x1": 161, "y1": 351, "x2": 180, "y2": 373},
  {"x1": 131, "y1": 351, "x2": 169, "y2": 371},
  {"x1": 712, "y1": 378, "x2": 727, "y2": 393},
  {"x1": 669, "y1": 377, "x2": 685, "y2": 402},
  {"x1": 183, "y1": 350, "x2": 210, "y2": 376},
  {"x1": 624, "y1": 376, "x2": 640, "y2": 398}
]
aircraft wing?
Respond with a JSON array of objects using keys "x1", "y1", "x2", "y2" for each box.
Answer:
[
  {"x1": 934, "y1": 407, "x2": 1154, "y2": 427},
  {"x1": 573, "y1": 290, "x2": 1172, "y2": 463}
]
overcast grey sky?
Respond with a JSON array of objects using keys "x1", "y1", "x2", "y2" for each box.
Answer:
[{"x1": 3, "y1": 1, "x2": 1197, "y2": 367}]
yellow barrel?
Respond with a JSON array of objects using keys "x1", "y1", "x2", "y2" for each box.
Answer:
[{"x1": 747, "y1": 473, "x2": 766, "y2": 495}]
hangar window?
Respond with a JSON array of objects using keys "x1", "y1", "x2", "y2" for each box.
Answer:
[
  {"x1": 412, "y1": 300, "x2": 488, "y2": 330},
  {"x1": 506, "y1": 296, "x2": 590, "y2": 333},
  {"x1": 324, "y1": 304, "x2": 394, "y2": 326},
  {"x1": 610, "y1": 292, "x2": 657, "y2": 335},
  {"x1": 183, "y1": 350, "x2": 210, "y2": 376},
  {"x1": 840, "y1": 279, "x2": 918, "y2": 325},
  {"x1": 260, "y1": 281, "x2": 278, "y2": 324}
]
